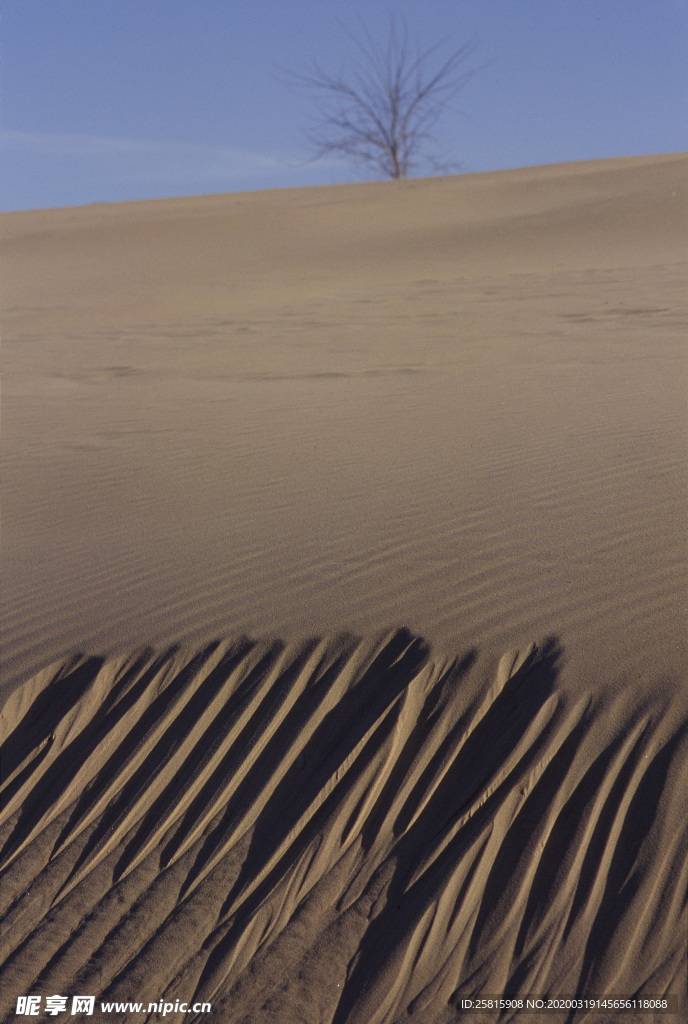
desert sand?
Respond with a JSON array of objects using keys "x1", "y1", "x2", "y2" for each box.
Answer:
[{"x1": 1, "y1": 153, "x2": 686, "y2": 1022}]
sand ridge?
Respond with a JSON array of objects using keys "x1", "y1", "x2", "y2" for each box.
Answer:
[{"x1": 1, "y1": 631, "x2": 685, "y2": 1022}]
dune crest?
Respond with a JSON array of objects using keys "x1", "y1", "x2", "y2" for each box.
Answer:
[{"x1": 1, "y1": 630, "x2": 685, "y2": 1023}]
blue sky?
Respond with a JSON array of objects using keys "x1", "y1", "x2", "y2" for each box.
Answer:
[{"x1": 2, "y1": 0, "x2": 687, "y2": 211}]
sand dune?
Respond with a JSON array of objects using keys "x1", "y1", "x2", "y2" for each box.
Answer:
[
  {"x1": 1, "y1": 631, "x2": 685, "y2": 1023},
  {"x1": 1, "y1": 154, "x2": 687, "y2": 1020},
  {"x1": 2, "y1": 154, "x2": 686, "y2": 696}
]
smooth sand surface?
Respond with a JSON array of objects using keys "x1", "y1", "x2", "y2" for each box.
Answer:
[{"x1": 1, "y1": 154, "x2": 687, "y2": 1021}]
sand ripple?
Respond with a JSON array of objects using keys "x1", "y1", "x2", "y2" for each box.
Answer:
[{"x1": 1, "y1": 630, "x2": 685, "y2": 1023}]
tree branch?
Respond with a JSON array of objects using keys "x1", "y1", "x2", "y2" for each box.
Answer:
[{"x1": 281, "y1": 15, "x2": 484, "y2": 180}]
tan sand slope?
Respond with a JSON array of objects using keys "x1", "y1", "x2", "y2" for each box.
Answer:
[
  {"x1": 1, "y1": 154, "x2": 687, "y2": 1020},
  {"x1": 1, "y1": 153, "x2": 687, "y2": 695},
  {"x1": 1, "y1": 630, "x2": 686, "y2": 1023}
]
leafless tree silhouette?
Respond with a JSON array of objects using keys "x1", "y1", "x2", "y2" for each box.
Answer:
[{"x1": 287, "y1": 17, "x2": 481, "y2": 180}]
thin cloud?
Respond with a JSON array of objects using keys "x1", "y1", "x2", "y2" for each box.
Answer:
[{"x1": 0, "y1": 131, "x2": 296, "y2": 186}]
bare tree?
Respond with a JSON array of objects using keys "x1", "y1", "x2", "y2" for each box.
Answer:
[{"x1": 287, "y1": 17, "x2": 481, "y2": 180}]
